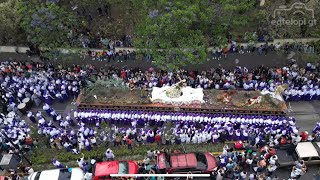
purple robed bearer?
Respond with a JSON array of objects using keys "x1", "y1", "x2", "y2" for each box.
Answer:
[{"x1": 52, "y1": 158, "x2": 65, "y2": 169}]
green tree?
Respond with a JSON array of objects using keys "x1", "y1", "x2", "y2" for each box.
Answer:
[
  {"x1": 18, "y1": 0, "x2": 82, "y2": 49},
  {"x1": 211, "y1": 0, "x2": 256, "y2": 44},
  {"x1": 217, "y1": 0, "x2": 256, "y2": 28},
  {"x1": 134, "y1": 0, "x2": 213, "y2": 70},
  {"x1": 66, "y1": 0, "x2": 143, "y2": 39},
  {"x1": 0, "y1": 0, "x2": 25, "y2": 45}
]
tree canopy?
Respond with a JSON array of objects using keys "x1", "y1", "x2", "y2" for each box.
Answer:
[
  {"x1": 18, "y1": 0, "x2": 81, "y2": 48},
  {"x1": 1, "y1": 0, "x2": 319, "y2": 69},
  {"x1": 0, "y1": 0, "x2": 25, "y2": 44},
  {"x1": 134, "y1": 0, "x2": 214, "y2": 70}
]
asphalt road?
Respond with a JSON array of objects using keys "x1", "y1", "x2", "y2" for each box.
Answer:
[
  {"x1": 21, "y1": 97, "x2": 320, "y2": 180},
  {"x1": 2, "y1": 51, "x2": 320, "y2": 179},
  {"x1": 0, "y1": 50, "x2": 305, "y2": 71}
]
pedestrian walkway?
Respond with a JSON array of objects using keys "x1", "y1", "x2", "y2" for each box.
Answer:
[{"x1": 1, "y1": 38, "x2": 319, "y2": 53}]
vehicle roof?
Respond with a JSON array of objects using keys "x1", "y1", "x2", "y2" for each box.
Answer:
[
  {"x1": 28, "y1": 168, "x2": 83, "y2": 180},
  {"x1": 204, "y1": 152, "x2": 218, "y2": 170},
  {"x1": 95, "y1": 161, "x2": 119, "y2": 177},
  {"x1": 276, "y1": 149, "x2": 295, "y2": 163},
  {"x1": 296, "y1": 142, "x2": 320, "y2": 158},
  {"x1": 34, "y1": 169, "x2": 60, "y2": 180},
  {"x1": 70, "y1": 168, "x2": 85, "y2": 180},
  {"x1": 170, "y1": 153, "x2": 197, "y2": 169},
  {"x1": 94, "y1": 160, "x2": 138, "y2": 177}
]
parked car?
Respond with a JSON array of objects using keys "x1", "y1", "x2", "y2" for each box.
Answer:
[
  {"x1": 277, "y1": 142, "x2": 320, "y2": 167},
  {"x1": 93, "y1": 160, "x2": 138, "y2": 180},
  {"x1": 27, "y1": 168, "x2": 84, "y2": 180},
  {"x1": 157, "y1": 152, "x2": 218, "y2": 174}
]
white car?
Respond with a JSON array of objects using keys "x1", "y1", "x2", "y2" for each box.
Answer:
[
  {"x1": 28, "y1": 168, "x2": 84, "y2": 180},
  {"x1": 277, "y1": 142, "x2": 320, "y2": 167}
]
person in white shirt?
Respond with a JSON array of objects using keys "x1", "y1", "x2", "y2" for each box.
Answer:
[
  {"x1": 185, "y1": 134, "x2": 191, "y2": 144},
  {"x1": 191, "y1": 134, "x2": 197, "y2": 144},
  {"x1": 269, "y1": 155, "x2": 278, "y2": 165},
  {"x1": 215, "y1": 168, "x2": 224, "y2": 180},
  {"x1": 180, "y1": 133, "x2": 186, "y2": 143},
  {"x1": 217, "y1": 47, "x2": 222, "y2": 60},
  {"x1": 214, "y1": 83, "x2": 220, "y2": 89},
  {"x1": 105, "y1": 148, "x2": 115, "y2": 161},
  {"x1": 240, "y1": 171, "x2": 247, "y2": 179}
]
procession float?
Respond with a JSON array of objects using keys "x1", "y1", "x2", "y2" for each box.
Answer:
[{"x1": 76, "y1": 78, "x2": 288, "y2": 115}]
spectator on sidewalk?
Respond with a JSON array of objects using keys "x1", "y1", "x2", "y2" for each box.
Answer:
[
  {"x1": 258, "y1": 45, "x2": 263, "y2": 56},
  {"x1": 264, "y1": 42, "x2": 269, "y2": 56},
  {"x1": 217, "y1": 47, "x2": 222, "y2": 60}
]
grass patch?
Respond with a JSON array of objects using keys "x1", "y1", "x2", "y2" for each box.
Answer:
[
  {"x1": 30, "y1": 138, "x2": 225, "y2": 171},
  {"x1": 29, "y1": 123, "x2": 228, "y2": 171}
]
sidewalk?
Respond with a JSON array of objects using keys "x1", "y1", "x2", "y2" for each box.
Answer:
[{"x1": 1, "y1": 38, "x2": 319, "y2": 53}]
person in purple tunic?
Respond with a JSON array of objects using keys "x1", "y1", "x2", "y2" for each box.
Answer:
[
  {"x1": 52, "y1": 158, "x2": 65, "y2": 168},
  {"x1": 66, "y1": 113, "x2": 75, "y2": 126},
  {"x1": 212, "y1": 131, "x2": 220, "y2": 144},
  {"x1": 43, "y1": 91, "x2": 53, "y2": 105},
  {"x1": 43, "y1": 103, "x2": 52, "y2": 116},
  {"x1": 109, "y1": 111, "x2": 115, "y2": 125},
  {"x1": 312, "y1": 122, "x2": 320, "y2": 134},
  {"x1": 234, "y1": 129, "x2": 241, "y2": 141},
  {"x1": 137, "y1": 116, "x2": 145, "y2": 127},
  {"x1": 85, "y1": 139, "x2": 92, "y2": 151},
  {"x1": 147, "y1": 130, "x2": 155, "y2": 143},
  {"x1": 241, "y1": 129, "x2": 249, "y2": 141},
  {"x1": 27, "y1": 111, "x2": 36, "y2": 123},
  {"x1": 227, "y1": 126, "x2": 234, "y2": 141},
  {"x1": 50, "y1": 110, "x2": 58, "y2": 122}
]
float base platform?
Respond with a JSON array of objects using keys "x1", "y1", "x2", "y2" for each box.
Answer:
[{"x1": 76, "y1": 89, "x2": 287, "y2": 115}]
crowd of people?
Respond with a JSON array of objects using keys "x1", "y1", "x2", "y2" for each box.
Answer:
[
  {"x1": 1, "y1": 58, "x2": 320, "y2": 106},
  {"x1": 214, "y1": 144, "x2": 279, "y2": 180},
  {"x1": 0, "y1": 58, "x2": 319, "y2": 180},
  {"x1": 87, "y1": 49, "x2": 137, "y2": 62},
  {"x1": 0, "y1": 111, "x2": 33, "y2": 160},
  {"x1": 213, "y1": 144, "x2": 309, "y2": 180},
  {"x1": 0, "y1": 61, "x2": 84, "y2": 112},
  {"x1": 211, "y1": 40, "x2": 320, "y2": 59},
  {"x1": 73, "y1": 110, "x2": 319, "y2": 148},
  {"x1": 79, "y1": 40, "x2": 320, "y2": 66},
  {"x1": 107, "y1": 61, "x2": 319, "y2": 102},
  {"x1": 1, "y1": 103, "x2": 317, "y2": 179}
]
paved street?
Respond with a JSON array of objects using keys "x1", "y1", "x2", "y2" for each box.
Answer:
[
  {"x1": 1, "y1": 51, "x2": 320, "y2": 179},
  {"x1": 0, "y1": 50, "x2": 308, "y2": 71},
  {"x1": 3, "y1": 0, "x2": 320, "y2": 178},
  {"x1": 20, "y1": 92, "x2": 320, "y2": 180},
  {"x1": 9, "y1": 79, "x2": 315, "y2": 179},
  {"x1": 276, "y1": 166, "x2": 320, "y2": 180},
  {"x1": 288, "y1": 101, "x2": 320, "y2": 132}
]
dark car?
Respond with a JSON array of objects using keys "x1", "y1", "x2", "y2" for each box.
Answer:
[{"x1": 157, "y1": 152, "x2": 218, "y2": 174}]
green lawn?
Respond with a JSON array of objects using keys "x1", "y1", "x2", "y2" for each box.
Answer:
[{"x1": 30, "y1": 136, "x2": 226, "y2": 171}]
